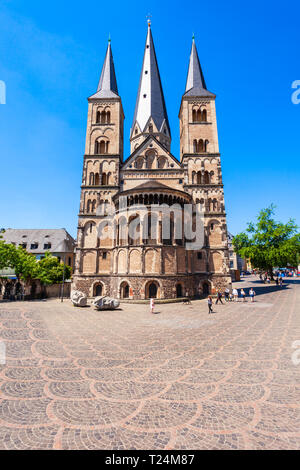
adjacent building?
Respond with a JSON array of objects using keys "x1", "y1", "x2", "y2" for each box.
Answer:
[
  {"x1": 73, "y1": 23, "x2": 231, "y2": 299},
  {"x1": 2, "y1": 229, "x2": 75, "y2": 268}
]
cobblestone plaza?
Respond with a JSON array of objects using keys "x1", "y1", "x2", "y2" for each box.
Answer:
[{"x1": 0, "y1": 276, "x2": 299, "y2": 449}]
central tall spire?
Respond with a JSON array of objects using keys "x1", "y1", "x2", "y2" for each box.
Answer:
[{"x1": 130, "y1": 21, "x2": 171, "y2": 151}]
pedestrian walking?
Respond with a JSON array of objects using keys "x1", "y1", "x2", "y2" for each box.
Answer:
[
  {"x1": 233, "y1": 288, "x2": 238, "y2": 302},
  {"x1": 279, "y1": 277, "x2": 283, "y2": 287},
  {"x1": 229, "y1": 292, "x2": 234, "y2": 302},
  {"x1": 241, "y1": 288, "x2": 247, "y2": 302},
  {"x1": 249, "y1": 288, "x2": 255, "y2": 302},
  {"x1": 224, "y1": 288, "x2": 230, "y2": 302},
  {"x1": 150, "y1": 298, "x2": 155, "y2": 314},
  {"x1": 208, "y1": 296, "x2": 213, "y2": 314},
  {"x1": 215, "y1": 291, "x2": 223, "y2": 304}
]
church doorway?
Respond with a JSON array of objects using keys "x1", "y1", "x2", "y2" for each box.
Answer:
[
  {"x1": 94, "y1": 283, "x2": 103, "y2": 297},
  {"x1": 120, "y1": 281, "x2": 130, "y2": 299},
  {"x1": 176, "y1": 283, "x2": 183, "y2": 298},
  {"x1": 149, "y1": 283, "x2": 157, "y2": 299},
  {"x1": 202, "y1": 282, "x2": 210, "y2": 297}
]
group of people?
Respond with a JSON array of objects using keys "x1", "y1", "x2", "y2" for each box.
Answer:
[
  {"x1": 259, "y1": 272, "x2": 284, "y2": 286},
  {"x1": 208, "y1": 287, "x2": 256, "y2": 314}
]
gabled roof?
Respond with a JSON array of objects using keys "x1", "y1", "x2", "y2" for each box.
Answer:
[
  {"x1": 184, "y1": 38, "x2": 215, "y2": 98},
  {"x1": 122, "y1": 135, "x2": 181, "y2": 169},
  {"x1": 2, "y1": 229, "x2": 75, "y2": 253},
  {"x1": 89, "y1": 41, "x2": 119, "y2": 99},
  {"x1": 131, "y1": 23, "x2": 170, "y2": 135}
]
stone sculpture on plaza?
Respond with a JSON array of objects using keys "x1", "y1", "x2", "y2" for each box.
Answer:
[
  {"x1": 71, "y1": 290, "x2": 87, "y2": 307},
  {"x1": 93, "y1": 296, "x2": 120, "y2": 310}
]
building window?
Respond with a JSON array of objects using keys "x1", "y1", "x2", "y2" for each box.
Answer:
[
  {"x1": 31, "y1": 243, "x2": 38, "y2": 249},
  {"x1": 44, "y1": 243, "x2": 51, "y2": 249},
  {"x1": 20, "y1": 243, "x2": 27, "y2": 249},
  {"x1": 210, "y1": 223, "x2": 214, "y2": 231},
  {"x1": 102, "y1": 252, "x2": 107, "y2": 260},
  {"x1": 197, "y1": 252, "x2": 202, "y2": 260},
  {"x1": 68, "y1": 257, "x2": 71, "y2": 266}
]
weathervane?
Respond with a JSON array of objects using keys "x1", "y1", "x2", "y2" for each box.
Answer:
[{"x1": 146, "y1": 13, "x2": 152, "y2": 26}]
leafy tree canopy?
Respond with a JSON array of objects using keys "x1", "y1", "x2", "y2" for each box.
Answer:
[
  {"x1": 35, "y1": 252, "x2": 71, "y2": 285},
  {"x1": 0, "y1": 242, "x2": 71, "y2": 284},
  {"x1": 232, "y1": 205, "x2": 300, "y2": 274}
]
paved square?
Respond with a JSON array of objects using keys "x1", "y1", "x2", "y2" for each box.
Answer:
[{"x1": 0, "y1": 276, "x2": 299, "y2": 449}]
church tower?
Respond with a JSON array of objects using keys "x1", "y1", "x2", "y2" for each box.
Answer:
[
  {"x1": 130, "y1": 21, "x2": 171, "y2": 153},
  {"x1": 179, "y1": 37, "x2": 230, "y2": 289},
  {"x1": 74, "y1": 40, "x2": 124, "y2": 285}
]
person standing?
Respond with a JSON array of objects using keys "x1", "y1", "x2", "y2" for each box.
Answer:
[
  {"x1": 279, "y1": 277, "x2": 283, "y2": 287},
  {"x1": 224, "y1": 288, "x2": 230, "y2": 302},
  {"x1": 241, "y1": 288, "x2": 247, "y2": 302},
  {"x1": 233, "y1": 288, "x2": 238, "y2": 302},
  {"x1": 215, "y1": 291, "x2": 223, "y2": 304},
  {"x1": 249, "y1": 288, "x2": 255, "y2": 302},
  {"x1": 208, "y1": 296, "x2": 213, "y2": 314},
  {"x1": 150, "y1": 297, "x2": 155, "y2": 314}
]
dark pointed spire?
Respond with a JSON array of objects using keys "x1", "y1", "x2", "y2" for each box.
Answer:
[
  {"x1": 131, "y1": 21, "x2": 170, "y2": 136},
  {"x1": 184, "y1": 37, "x2": 214, "y2": 97},
  {"x1": 90, "y1": 40, "x2": 119, "y2": 99}
]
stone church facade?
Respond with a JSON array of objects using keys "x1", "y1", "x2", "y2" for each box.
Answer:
[{"x1": 73, "y1": 23, "x2": 231, "y2": 300}]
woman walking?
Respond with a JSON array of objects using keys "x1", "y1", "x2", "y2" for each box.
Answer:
[
  {"x1": 233, "y1": 288, "x2": 238, "y2": 302},
  {"x1": 208, "y1": 296, "x2": 213, "y2": 314},
  {"x1": 241, "y1": 288, "x2": 247, "y2": 302},
  {"x1": 249, "y1": 288, "x2": 256, "y2": 302}
]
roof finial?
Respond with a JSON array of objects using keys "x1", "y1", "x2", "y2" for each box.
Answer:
[
  {"x1": 108, "y1": 32, "x2": 111, "y2": 43},
  {"x1": 146, "y1": 13, "x2": 152, "y2": 27},
  {"x1": 192, "y1": 32, "x2": 195, "y2": 41}
]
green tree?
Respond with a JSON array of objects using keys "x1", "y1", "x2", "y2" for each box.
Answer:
[
  {"x1": 0, "y1": 241, "x2": 37, "y2": 280},
  {"x1": 233, "y1": 205, "x2": 300, "y2": 278},
  {"x1": 36, "y1": 252, "x2": 71, "y2": 285}
]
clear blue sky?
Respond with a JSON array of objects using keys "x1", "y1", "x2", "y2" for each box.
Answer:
[{"x1": 0, "y1": 0, "x2": 299, "y2": 238}]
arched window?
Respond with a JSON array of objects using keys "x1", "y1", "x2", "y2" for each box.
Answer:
[
  {"x1": 94, "y1": 173, "x2": 99, "y2": 185},
  {"x1": 92, "y1": 200, "x2": 96, "y2": 213},
  {"x1": 197, "y1": 109, "x2": 201, "y2": 122},
  {"x1": 204, "y1": 171, "x2": 210, "y2": 184},
  {"x1": 192, "y1": 109, "x2": 197, "y2": 122},
  {"x1": 198, "y1": 139, "x2": 204, "y2": 152},
  {"x1": 204, "y1": 140, "x2": 209, "y2": 152},
  {"x1": 89, "y1": 172, "x2": 94, "y2": 185},
  {"x1": 193, "y1": 139, "x2": 198, "y2": 153},
  {"x1": 102, "y1": 173, "x2": 107, "y2": 185},
  {"x1": 197, "y1": 171, "x2": 202, "y2": 184},
  {"x1": 202, "y1": 109, "x2": 207, "y2": 121},
  {"x1": 149, "y1": 124, "x2": 153, "y2": 133},
  {"x1": 106, "y1": 111, "x2": 111, "y2": 123},
  {"x1": 101, "y1": 111, "x2": 106, "y2": 124},
  {"x1": 87, "y1": 199, "x2": 92, "y2": 212},
  {"x1": 99, "y1": 140, "x2": 105, "y2": 154},
  {"x1": 94, "y1": 141, "x2": 99, "y2": 154},
  {"x1": 106, "y1": 141, "x2": 109, "y2": 153},
  {"x1": 96, "y1": 111, "x2": 100, "y2": 123}
]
